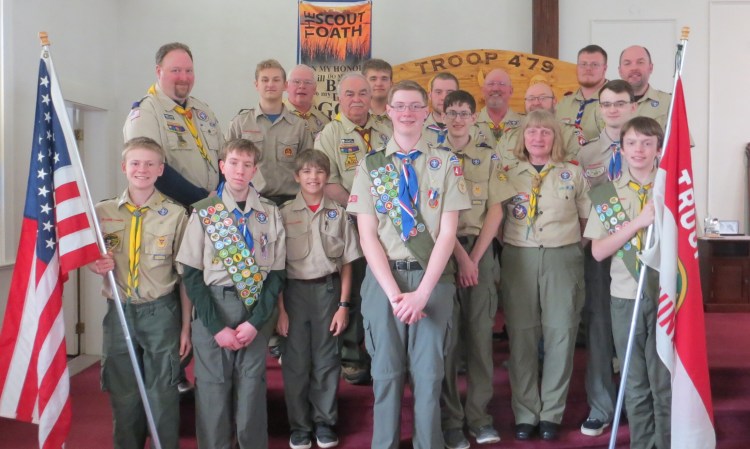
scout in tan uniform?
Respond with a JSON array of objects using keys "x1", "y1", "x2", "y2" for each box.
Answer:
[
  {"x1": 362, "y1": 58, "x2": 394, "y2": 131},
  {"x1": 423, "y1": 72, "x2": 459, "y2": 146},
  {"x1": 226, "y1": 59, "x2": 314, "y2": 204},
  {"x1": 89, "y1": 137, "x2": 190, "y2": 449},
  {"x1": 584, "y1": 117, "x2": 671, "y2": 449},
  {"x1": 556, "y1": 45, "x2": 608, "y2": 145},
  {"x1": 347, "y1": 81, "x2": 471, "y2": 449},
  {"x1": 500, "y1": 110, "x2": 590, "y2": 442},
  {"x1": 276, "y1": 150, "x2": 362, "y2": 449},
  {"x1": 285, "y1": 64, "x2": 331, "y2": 140},
  {"x1": 618, "y1": 45, "x2": 672, "y2": 129},
  {"x1": 496, "y1": 82, "x2": 581, "y2": 169},
  {"x1": 315, "y1": 72, "x2": 391, "y2": 385},
  {"x1": 474, "y1": 68, "x2": 523, "y2": 148},
  {"x1": 124, "y1": 42, "x2": 223, "y2": 209},
  {"x1": 176, "y1": 139, "x2": 287, "y2": 449},
  {"x1": 577, "y1": 79, "x2": 637, "y2": 437},
  {"x1": 438, "y1": 91, "x2": 512, "y2": 449}
]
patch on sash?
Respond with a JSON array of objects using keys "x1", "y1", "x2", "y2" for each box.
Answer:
[
  {"x1": 428, "y1": 157, "x2": 442, "y2": 170},
  {"x1": 512, "y1": 204, "x2": 527, "y2": 220},
  {"x1": 167, "y1": 122, "x2": 186, "y2": 133}
]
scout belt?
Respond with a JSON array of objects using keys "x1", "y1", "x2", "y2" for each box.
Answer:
[{"x1": 193, "y1": 196, "x2": 265, "y2": 310}]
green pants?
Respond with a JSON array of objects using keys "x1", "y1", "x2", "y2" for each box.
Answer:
[
  {"x1": 500, "y1": 244, "x2": 585, "y2": 425},
  {"x1": 362, "y1": 265, "x2": 454, "y2": 449},
  {"x1": 282, "y1": 277, "x2": 342, "y2": 432},
  {"x1": 101, "y1": 295, "x2": 181, "y2": 449},
  {"x1": 441, "y1": 237, "x2": 498, "y2": 430},
  {"x1": 611, "y1": 295, "x2": 672, "y2": 449},
  {"x1": 340, "y1": 257, "x2": 369, "y2": 366},
  {"x1": 192, "y1": 286, "x2": 269, "y2": 449}
]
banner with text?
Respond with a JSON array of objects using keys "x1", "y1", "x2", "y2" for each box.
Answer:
[{"x1": 298, "y1": 0, "x2": 372, "y2": 119}]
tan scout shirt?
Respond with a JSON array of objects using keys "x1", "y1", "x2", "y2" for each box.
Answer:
[
  {"x1": 226, "y1": 105, "x2": 314, "y2": 197},
  {"x1": 473, "y1": 107, "x2": 523, "y2": 148},
  {"x1": 314, "y1": 114, "x2": 392, "y2": 192},
  {"x1": 556, "y1": 88, "x2": 605, "y2": 144},
  {"x1": 578, "y1": 129, "x2": 622, "y2": 189},
  {"x1": 583, "y1": 169, "x2": 655, "y2": 299},
  {"x1": 440, "y1": 137, "x2": 514, "y2": 236},
  {"x1": 97, "y1": 189, "x2": 187, "y2": 304},
  {"x1": 423, "y1": 113, "x2": 447, "y2": 147},
  {"x1": 284, "y1": 100, "x2": 331, "y2": 140},
  {"x1": 281, "y1": 194, "x2": 362, "y2": 280},
  {"x1": 635, "y1": 85, "x2": 672, "y2": 130},
  {"x1": 123, "y1": 84, "x2": 223, "y2": 192},
  {"x1": 502, "y1": 160, "x2": 590, "y2": 248},
  {"x1": 370, "y1": 111, "x2": 393, "y2": 133},
  {"x1": 496, "y1": 120, "x2": 581, "y2": 170},
  {"x1": 176, "y1": 187, "x2": 286, "y2": 286},
  {"x1": 347, "y1": 138, "x2": 471, "y2": 261}
]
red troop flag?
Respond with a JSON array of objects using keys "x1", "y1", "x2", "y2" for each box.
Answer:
[
  {"x1": 642, "y1": 76, "x2": 716, "y2": 448},
  {"x1": 0, "y1": 48, "x2": 100, "y2": 448}
]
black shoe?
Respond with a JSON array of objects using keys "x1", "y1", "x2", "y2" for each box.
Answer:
[
  {"x1": 514, "y1": 423, "x2": 535, "y2": 440},
  {"x1": 269, "y1": 345, "x2": 282, "y2": 359},
  {"x1": 342, "y1": 365, "x2": 371, "y2": 385},
  {"x1": 539, "y1": 421, "x2": 559, "y2": 441}
]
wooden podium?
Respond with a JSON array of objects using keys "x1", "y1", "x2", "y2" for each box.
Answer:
[{"x1": 700, "y1": 236, "x2": 750, "y2": 312}]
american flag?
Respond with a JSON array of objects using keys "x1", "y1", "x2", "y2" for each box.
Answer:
[{"x1": 0, "y1": 49, "x2": 100, "y2": 448}]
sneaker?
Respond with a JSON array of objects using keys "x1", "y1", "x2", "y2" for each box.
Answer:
[
  {"x1": 342, "y1": 365, "x2": 371, "y2": 385},
  {"x1": 314, "y1": 423, "x2": 339, "y2": 448},
  {"x1": 289, "y1": 430, "x2": 311, "y2": 449},
  {"x1": 443, "y1": 428, "x2": 470, "y2": 449},
  {"x1": 269, "y1": 345, "x2": 283, "y2": 359},
  {"x1": 580, "y1": 417, "x2": 610, "y2": 436},
  {"x1": 470, "y1": 425, "x2": 501, "y2": 444}
]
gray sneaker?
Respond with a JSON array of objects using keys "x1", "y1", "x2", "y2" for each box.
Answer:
[
  {"x1": 470, "y1": 425, "x2": 501, "y2": 444},
  {"x1": 314, "y1": 423, "x2": 339, "y2": 448},
  {"x1": 289, "y1": 430, "x2": 311, "y2": 449},
  {"x1": 443, "y1": 428, "x2": 470, "y2": 449}
]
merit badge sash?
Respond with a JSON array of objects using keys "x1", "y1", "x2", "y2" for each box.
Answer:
[
  {"x1": 193, "y1": 196, "x2": 264, "y2": 310},
  {"x1": 589, "y1": 182, "x2": 639, "y2": 281},
  {"x1": 365, "y1": 151, "x2": 455, "y2": 280}
]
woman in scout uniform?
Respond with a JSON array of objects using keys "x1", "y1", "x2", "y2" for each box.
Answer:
[
  {"x1": 438, "y1": 90, "x2": 512, "y2": 448},
  {"x1": 347, "y1": 80, "x2": 471, "y2": 449},
  {"x1": 500, "y1": 109, "x2": 591, "y2": 441},
  {"x1": 89, "y1": 137, "x2": 190, "y2": 449},
  {"x1": 176, "y1": 139, "x2": 286, "y2": 449},
  {"x1": 584, "y1": 117, "x2": 671, "y2": 449},
  {"x1": 276, "y1": 150, "x2": 362, "y2": 449}
]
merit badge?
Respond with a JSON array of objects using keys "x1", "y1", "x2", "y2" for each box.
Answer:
[
  {"x1": 610, "y1": 217, "x2": 618, "y2": 225},
  {"x1": 601, "y1": 204, "x2": 609, "y2": 212},
  {"x1": 596, "y1": 205, "x2": 603, "y2": 214},
  {"x1": 560, "y1": 170, "x2": 572, "y2": 181},
  {"x1": 158, "y1": 207, "x2": 168, "y2": 216},
  {"x1": 197, "y1": 110, "x2": 208, "y2": 121},
  {"x1": 199, "y1": 209, "x2": 208, "y2": 218},
  {"x1": 104, "y1": 233, "x2": 120, "y2": 251},
  {"x1": 215, "y1": 203, "x2": 225, "y2": 211},
  {"x1": 471, "y1": 158, "x2": 481, "y2": 166},
  {"x1": 369, "y1": 169, "x2": 379, "y2": 178},
  {"x1": 617, "y1": 212, "x2": 626, "y2": 221},
  {"x1": 416, "y1": 223, "x2": 426, "y2": 233},
  {"x1": 373, "y1": 177, "x2": 382, "y2": 187},
  {"x1": 326, "y1": 209, "x2": 338, "y2": 220},
  {"x1": 613, "y1": 203, "x2": 622, "y2": 212},
  {"x1": 207, "y1": 206, "x2": 216, "y2": 215},
  {"x1": 375, "y1": 201, "x2": 386, "y2": 214},
  {"x1": 255, "y1": 212, "x2": 268, "y2": 224},
  {"x1": 202, "y1": 217, "x2": 211, "y2": 225},
  {"x1": 428, "y1": 157, "x2": 442, "y2": 170},
  {"x1": 512, "y1": 204, "x2": 527, "y2": 220},
  {"x1": 606, "y1": 209, "x2": 614, "y2": 217}
]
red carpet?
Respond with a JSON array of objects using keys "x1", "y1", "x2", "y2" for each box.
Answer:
[{"x1": 1, "y1": 312, "x2": 749, "y2": 448}]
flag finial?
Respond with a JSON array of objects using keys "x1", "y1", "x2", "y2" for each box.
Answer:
[
  {"x1": 39, "y1": 31, "x2": 49, "y2": 46},
  {"x1": 681, "y1": 27, "x2": 690, "y2": 40}
]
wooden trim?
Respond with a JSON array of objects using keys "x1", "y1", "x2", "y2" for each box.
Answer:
[{"x1": 532, "y1": 0, "x2": 559, "y2": 59}]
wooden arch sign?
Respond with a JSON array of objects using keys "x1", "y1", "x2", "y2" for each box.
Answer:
[{"x1": 393, "y1": 49, "x2": 578, "y2": 113}]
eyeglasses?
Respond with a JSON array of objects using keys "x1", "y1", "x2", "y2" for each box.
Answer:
[
  {"x1": 578, "y1": 62, "x2": 603, "y2": 69},
  {"x1": 289, "y1": 79, "x2": 315, "y2": 87},
  {"x1": 485, "y1": 81, "x2": 508, "y2": 88},
  {"x1": 524, "y1": 95, "x2": 554, "y2": 103},
  {"x1": 389, "y1": 103, "x2": 426, "y2": 112},
  {"x1": 444, "y1": 110, "x2": 473, "y2": 120},
  {"x1": 600, "y1": 101, "x2": 632, "y2": 109}
]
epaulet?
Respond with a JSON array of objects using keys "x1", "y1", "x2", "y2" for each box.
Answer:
[
  {"x1": 563, "y1": 91, "x2": 574, "y2": 96},
  {"x1": 259, "y1": 196, "x2": 276, "y2": 207},
  {"x1": 130, "y1": 95, "x2": 149, "y2": 109},
  {"x1": 582, "y1": 136, "x2": 600, "y2": 146},
  {"x1": 97, "y1": 196, "x2": 117, "y2": 203},
  {"x1": 476, "y1": 141, "x2": 493, "y2": 149},
  {"x1": 279, "y1": 199, "x2": 294, "y2": 209},
  {"x1": 436, "y1": 145, "x2": 451, "y2": 152},
  {"x1": 237, "y1": 108, "x2": 251, "y2": 115},
  {"x1": 367, "y1": 146, "x2": 386, "y2": 156}
]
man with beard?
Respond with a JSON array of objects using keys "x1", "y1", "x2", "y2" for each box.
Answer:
[
  {"x1": 285, "y1": 64, "x2": 330, "y2": 140},
  {"x1": 474, "y1": 68, "x2": 523, "y2": 148},
  {"x1": 618, "y1": 45, "x2": 672, "y2": 130},
  {"x1": 556, "y1": 45, "x2": 608, "y2": 145}
]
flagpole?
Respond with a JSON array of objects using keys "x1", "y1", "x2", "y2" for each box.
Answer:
[
  {"x1": 607, "y1": 27, "x2": 690, "y2": 449},
  {"x1": 39, "y1": 32, "x2": 163, "y2": 449}
]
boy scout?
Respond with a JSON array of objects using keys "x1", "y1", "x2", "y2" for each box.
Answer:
[
  {"x1": 347, "y1": 80, "x2": 471, "y2": 449},
  {"x1": 577, "y1": 79, "x2": 637, "y2": 437},
  {"x1": 177, "y1": 139, "x2": 287, "y2": 449},
  {"x1": 423, "y1": 72, "x2": 459, "y2": 146},
  {"x1": 89, "y1": 137, "x2": 190, "y2": 449},
  {"x1": 276, "y1": 150, "x2": 362, "y2": 449},
  {"x1": 226, "y1": 59, "x2": 314, "y2": 205},
  {"x1": 124, "y1": 42, "x2": 223, "y2": 209},
  {"x1": 584, "y1": 117, "x2": 671, "y2": 449},
  {"x1": 361, "y1": 58, "x2": 394, "y2": 129},
  {"x1": 439, "y1": 91, "x2": 511, "y2": 448},
  {"x1": 285, "y1": 64, "x2": 330, "y2": 140}
]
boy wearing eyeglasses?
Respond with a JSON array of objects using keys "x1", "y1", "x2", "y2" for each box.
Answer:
[
  {"x1": 577, "y1": 79, "x2": 637, "y2": 437},
  {"x1": 439, "y1": 90, "x2": 513, "y2": 448},
  {"x1": 347, "y1": 80, "x2": 471, "y2": 449}
]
